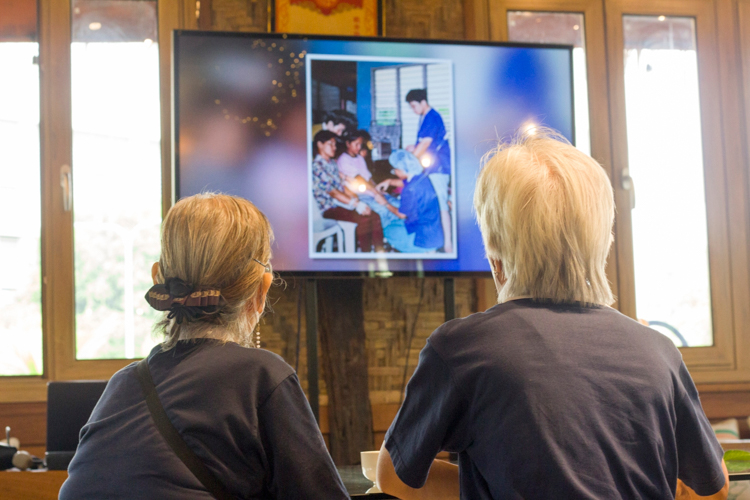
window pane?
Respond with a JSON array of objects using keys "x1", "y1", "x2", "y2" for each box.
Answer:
[
  {"x1": 0, "y1": 40, "x2": 42, "y2": 373},
  {"x1": 622, "y1": 16, "x2": 712, "y2": 347},
  {"x1": 71, "y1": 0, "x2": 162, "y2": 359},
  {"x1": 507, "y1": 11, "x2": 590, "y2": 154}
]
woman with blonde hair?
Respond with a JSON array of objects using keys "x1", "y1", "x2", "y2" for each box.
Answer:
[
  {"x1": 60, "y1": 193, "x2": 348, "y2": 499},
  {"x1": 377, "y1": 129, "x2": 728, "y2": 500}
]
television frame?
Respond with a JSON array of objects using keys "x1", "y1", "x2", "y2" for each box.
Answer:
[{"x1": 172, "y1": 30, "x2": 576, "y2": 278}]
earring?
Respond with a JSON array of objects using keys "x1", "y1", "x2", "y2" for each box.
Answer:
[{"x1": 253, "y1": 312, "x2": 262, "y2": 349}]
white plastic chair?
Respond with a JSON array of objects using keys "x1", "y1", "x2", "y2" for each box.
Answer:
[{"x1": 313, "y1": 205, "x2": 344, "y2": 253}]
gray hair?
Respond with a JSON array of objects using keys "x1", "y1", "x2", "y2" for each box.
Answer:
[{"x1": 473, "y1": 128, "x2": 615, "y2": 306}]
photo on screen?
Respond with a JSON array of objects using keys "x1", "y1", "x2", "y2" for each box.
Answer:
[{"x1": 306, "y1": 54, "x2": 457, "y2": 259}]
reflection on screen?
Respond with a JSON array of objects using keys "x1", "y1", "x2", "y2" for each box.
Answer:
[{"x1": 176, "y1": 33, "x2": 574, "y2": 274}]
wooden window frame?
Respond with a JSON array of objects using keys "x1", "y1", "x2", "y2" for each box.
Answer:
[
  {"x1": 469, "y1": 0, "x2": 750, "y2": 381},
  {"x1": 605, "y1": 0, "x2": 749, "y2": 378},
  {"x1": 0, "y1": 0, "x2": 191, "y2": 403}
]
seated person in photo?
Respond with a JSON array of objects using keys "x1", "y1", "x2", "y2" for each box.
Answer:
[
  {"x1": 313, "y1": 109, "x2": 357, "y2": 137},
  {"x1": 59, "y1": 193, "x2": 349, "y2": 500},
  {"x1": 377, "y1": 129, "x2": 729, "y2": 500},
  {"x1": 377, "y1": 149, "x2": 443, "y2": 252},
  {"x1": 405, "y1": 88, "x2": 453, "y2": 253},
  {"x1": 312, "y1": 130, "x2": 384, "y2": 253},
  {"x1": 357, "y1": 129, "x2": 375, "y2": 171},
  {"x1": 337, "y1": 130, "x2": 403, "y2": 221}
]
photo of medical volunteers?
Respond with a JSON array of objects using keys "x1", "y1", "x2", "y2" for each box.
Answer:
[{"x1": 307, "y1": 56, "x2": 456, "y2": 258}]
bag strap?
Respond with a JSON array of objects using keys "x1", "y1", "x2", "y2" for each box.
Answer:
[{"x1": 136, "y1": 358, "x2": 235, "y2": 500}]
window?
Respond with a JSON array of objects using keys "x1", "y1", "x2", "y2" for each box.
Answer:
[
  {"x1": 0, "y1": 0, "x2": 42, "y2": 376},
  {"x1": 621, "y1": 16, "x2": 712, "y2": 347},
  {"x1": 0, "y1": 0, "x2": 183, "y2": 400},
  {"x1": 70, "y1": 0, "x2": 162, "y2": 360}
]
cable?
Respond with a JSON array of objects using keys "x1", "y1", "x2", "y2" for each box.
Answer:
[
  {"x1": 399, "y1": 278, "x2": 426, "y2": 406},
  {"x1": 295, "y1": 284, "x2": 302, "y2": 372}
]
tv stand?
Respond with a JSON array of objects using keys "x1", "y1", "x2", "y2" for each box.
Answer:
[{"x1": 304, "y1": 276, "x2": 457, "y2": 424}]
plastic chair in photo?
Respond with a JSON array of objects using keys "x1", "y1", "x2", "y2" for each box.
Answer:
[
  {"x1": 338, "y1": 220, "x2": 357, "y2": 253},
  {"x1": 313, "y1": 205, "x2": 345, "y2": 253}
]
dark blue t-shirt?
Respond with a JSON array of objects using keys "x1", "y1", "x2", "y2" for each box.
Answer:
[
  {"x1": 385, "y1": 299, "x2": 725, "y2": 499},
  {"x1": 417, "y1": 108, "x2": 451, "y2": 175},
  {"x1": 60, "y1": 339, "x2": 348, "y2": 500},
  {"x1": 400, "y1": 172, "x2": 443, "y2": 249}
]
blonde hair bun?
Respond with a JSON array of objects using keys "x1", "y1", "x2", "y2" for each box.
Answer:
[{"x1": 154, "y1": 193, "x2": 274, "y2": 348}]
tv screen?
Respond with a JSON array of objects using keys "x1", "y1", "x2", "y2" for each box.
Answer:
[{"x1": 174, "y1": 31, "x2": 574, "y2": 276}]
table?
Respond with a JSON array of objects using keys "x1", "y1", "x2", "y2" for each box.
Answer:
[
  {"x1": 0, "y1": 467, "x2": 397, "y2": 499},
  {"x1": 2, "y1": 467, "x2": 747, "y2": 498},
  {"x1": 338, "y1": 465, "x2": 397, "y2": 498}
]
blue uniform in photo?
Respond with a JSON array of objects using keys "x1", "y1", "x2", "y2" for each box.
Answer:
[
  {"x1": 417, "y1": 108, "x2": 451, "y2": 176},
  {"x1": 400, "y1": 173, "x2": 443, "y2": 249}
]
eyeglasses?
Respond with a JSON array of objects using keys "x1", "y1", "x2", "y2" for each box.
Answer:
[{"x1": 252, "y1": 258, "x2": 272, "y2": 274}]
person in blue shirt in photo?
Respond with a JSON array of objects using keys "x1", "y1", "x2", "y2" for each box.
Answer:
[
  {"x1": 405, "y1": 88, "x2": 453, "y2": 253},
  {"x1": 377, "y1": 150, "x2": 443, "y2": 251}
]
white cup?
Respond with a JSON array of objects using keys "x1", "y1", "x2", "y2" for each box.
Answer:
[{"x1": 360, "y1": 450, "x2": 381, "y2": 492}]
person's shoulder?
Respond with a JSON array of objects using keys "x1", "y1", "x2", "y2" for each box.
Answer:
[
  {"x1": 598, "y1": 306, "x2": 684, "y2": 363},
  {"x1": 428, "y1": 108, "x2": 445, "y2": 123},
  {"x1": 185, "y1": 341, "x2": 296, "y2": 391},
  {"x1": 426, "y1": 301, "x2": 520, "y2": 356},
  {"x1": 107, "y1": 361, "x2": 138, "y2": 388},
  {"x1": 218, "y1": 342, "x2": 294, "y2": 376}
]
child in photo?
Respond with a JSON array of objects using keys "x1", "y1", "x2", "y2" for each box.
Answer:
[
  {"x1": 377, "y1": 150, "x2": 443, "y2": 252},
  {"x1": 337, "y1": 130, "x2": 403, "y2": 221}
]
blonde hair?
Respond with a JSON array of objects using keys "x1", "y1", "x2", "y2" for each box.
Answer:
[
  {"x1": 473, "y1": 128, "x2": 615, "y2": 306},
  {"x1": 155, "y1": 193, "x2": 273, "y2": 348}
]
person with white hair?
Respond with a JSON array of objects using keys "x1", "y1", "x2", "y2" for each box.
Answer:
[
  {"x1": 376, "y1": 129, "x2": 728, "y2": 500},
  {"x1": 60, "y1": 193, "x2": 349, "y2": 500}
]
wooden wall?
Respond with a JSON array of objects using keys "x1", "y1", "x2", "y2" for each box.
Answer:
[
  {"x1": 263, "y1": 277, "x2": 476, "y2": 437},
  {"x1": 384, "y1": 0, "x2": 465, "y2": 39}
]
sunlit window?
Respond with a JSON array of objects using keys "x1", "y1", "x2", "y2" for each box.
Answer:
[
  {"x1": 622, "y1": 15, "x2": 712, "y2": 347},
  {"x1": 0, "y1": 5, "x2": 43, "y2": 376},
  {"x1": 508, "y1": 11, "x2": 590, "y2": 154},
  {"x1": 71, "y1": 0, "x2": 162, "y2": 359}
]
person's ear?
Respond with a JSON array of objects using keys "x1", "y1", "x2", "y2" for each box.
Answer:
[
  {"x1": 151, "y1": 262, "x2": 159, "y2": 285},
  {"x1": 253, "y1": 272, "x2": 273, "y2": 315},
  {"x1": 489, "y1": 258, "x2": 507, "y2": 287}
]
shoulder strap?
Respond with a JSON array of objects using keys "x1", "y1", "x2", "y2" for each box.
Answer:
[{"x1": 135, "y1": 358, "x2": 235, "y2": 500}]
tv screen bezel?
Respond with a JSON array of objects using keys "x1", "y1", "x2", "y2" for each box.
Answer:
[{"x1": 172, "y1": 30, "x2": 576, "y2": 279}]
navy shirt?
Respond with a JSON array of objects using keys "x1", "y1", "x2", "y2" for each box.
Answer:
[
  {"x1": 400, "y1": 172, "x2": 443, "y2": 249},
  {"x1": 385, "y1": 299, "x2": 725, "y2": 499},
  {"x1": 417, "y1": 108, "x2": 451, "y2": 175},
  {"x1": 60, "y1": 339, "x2": 348, "y2": 500}
]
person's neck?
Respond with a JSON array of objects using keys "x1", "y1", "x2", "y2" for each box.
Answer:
[
  {"x1": 501, "y1": 295, "x2": 532, "y2": 303},
  {"x1": 346, "y1": 151, "x2": 357, "y2": 157},
  {"x1": 318, "y1": 152, "x2": 331, "y2": 161},
  {"x1": 422, "y1": 105, "x2": 432, "y2": 115}
]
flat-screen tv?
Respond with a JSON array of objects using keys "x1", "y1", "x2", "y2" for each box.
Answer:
[{"x1": 174, "y1": 31, "x2": 574, "y2": 276}]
